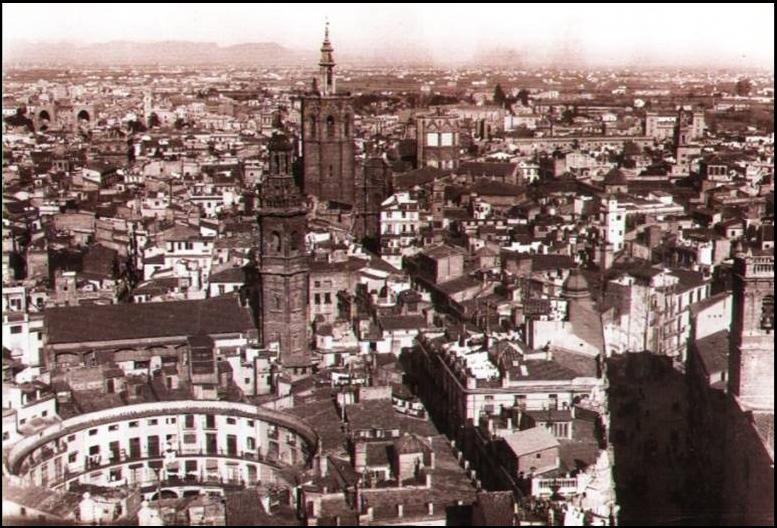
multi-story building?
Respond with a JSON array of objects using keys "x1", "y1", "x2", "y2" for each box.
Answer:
[
  {"x1": 416, "y1": 109, "x2": 460, "y2": 169},
  {"x1": 604, "y1": 266, "x2": 710, "y2": 361},
  {"x1": 410, "y1": 332, "x2": 603, "y2": 441},
  {"x1": 379, "y1": 192, "x2": 422, "y2": 269},
  {"x1": 4, "y1": 400, "x2": 317, "y2": 498}
]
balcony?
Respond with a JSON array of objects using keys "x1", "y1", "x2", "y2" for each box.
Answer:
[
  {"x1": 38, "y1": 448, "x2": 281, "y2": 490},
  {"x1": 531, "y1": 476, "x2": 581, "y2": 498},
  {"x1": 139, "y1": 475, "x2": 246, "y2": 493}
]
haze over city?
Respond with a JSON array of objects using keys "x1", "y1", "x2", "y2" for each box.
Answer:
[
  {"x1": 1, "y1": 3, "x2": 774, "y2": 527},
  {"x1": 2, "y1": 3, "x2": 775, "y2": 68}
]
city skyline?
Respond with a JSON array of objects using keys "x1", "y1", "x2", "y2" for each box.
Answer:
[{"x1": 2, "y1": 3, "x2": 775, "y2": 68}]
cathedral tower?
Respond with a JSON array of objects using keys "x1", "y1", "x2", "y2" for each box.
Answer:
[
  {"x1": 257, "y1": 133, "x2": 312, "y2": 370},
  {"x1": 301, "y1": 22, "x2": 356, "y2": 205}
]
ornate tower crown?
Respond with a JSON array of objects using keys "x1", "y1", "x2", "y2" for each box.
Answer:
[
  {"x1": 318, "y1": 20, "x2": 336, "y2": 95},
  {"x1": 260, "y1": 133, "x2": 305, "y2": 210}
]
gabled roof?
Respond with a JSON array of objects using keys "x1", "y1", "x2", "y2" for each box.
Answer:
[{"x1": 45, "y1": 295, "x2": 254, "y2": 345}]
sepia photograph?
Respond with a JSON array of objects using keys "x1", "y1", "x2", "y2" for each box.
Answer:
[{"x1": 1, "y1": 3, "x2": 774, "y2": 525}]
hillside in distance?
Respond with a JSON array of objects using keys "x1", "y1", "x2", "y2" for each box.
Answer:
[{"x1": 2, "y1": 40, "x2": 315, "y2": 66}]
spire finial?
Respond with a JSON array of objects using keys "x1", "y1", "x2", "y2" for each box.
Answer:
[{"x1": 325, "y1": 18, "x2": 330, "y2": 41}]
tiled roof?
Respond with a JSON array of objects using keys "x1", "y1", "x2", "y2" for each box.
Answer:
[
  {"x1": 503, "y1": 426, "x2": 560, "y2": 457},
  {"x1": 45, "y1": 295, "x2": 255, "y2": 345},
  {"x1": 346, "y1": 399, "x2": 400, "y2": 431}
]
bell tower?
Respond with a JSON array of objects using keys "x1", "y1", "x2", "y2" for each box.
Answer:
[
  {"x1": 257, "y1": 133, "x2": 312, "y2": 370},
  {"x1": 729, "y1": 248, "x2": 774, "y2": 409},
  {"x1": 301, "y1": 21, "x2": 356, "y2": 205}
]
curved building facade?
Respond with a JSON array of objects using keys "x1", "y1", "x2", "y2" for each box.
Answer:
[{"x1": 5, "y1": 400, "x2": 318, "y2": 499}]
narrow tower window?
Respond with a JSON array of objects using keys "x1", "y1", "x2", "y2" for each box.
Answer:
[{"x1": 326, "y1": 115, "x2": 335, "y2": 138}]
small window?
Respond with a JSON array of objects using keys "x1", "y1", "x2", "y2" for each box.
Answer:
[
  {"x1": 89, "y1": 429, "x2": 98, "y2": 436},
  {"x1": 129, "y1": 421, "x2": 139, "y2": 428},
  {"x1": 10, "y1": 326, "x2": 22, "y2": 334},
  {"x1": 226, "y1": 417, "x2": 236, "y2": 425},
  {"x1": 148, "y1": 419, "x2": 158, "y2": 426},
  {"x1": 108, "y1": 425, "x2": 118, "y2": 432}
]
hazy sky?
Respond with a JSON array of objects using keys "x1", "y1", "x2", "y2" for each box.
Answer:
[{"x1": 3, "y1": 3, "x2": 774, "y2": 67}]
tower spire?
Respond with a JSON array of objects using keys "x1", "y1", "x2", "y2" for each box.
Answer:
[{"x1": 319, "y1": 19, "x2": 336, "y2": 95}]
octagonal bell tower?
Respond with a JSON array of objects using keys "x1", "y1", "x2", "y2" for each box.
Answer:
[{"x1": 257, "y1": 133, "x2": 312, "y2": 371}]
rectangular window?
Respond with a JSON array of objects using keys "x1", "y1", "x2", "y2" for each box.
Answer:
[
  {"x1": 426, "y1": 132, "x2": 439, "y2": 147},
  {"x1": 108, "y1": 425, "x2": 118, "y2": 432},
  {"x1": 148, "y1": 419, "x2": 158, "y2": 426},
  {"x1": 10, "y1": 326, "x2": 22, "y2": 334},
  {"x1": 185, "y1": 415, "x2": 195, "y2": 428},
  {"x1": 226, "y1": 417, "x2": 236, "y2": 425},
  {"x1": 441, "y1": 132, "x2": 454, "y2": 146},
  {"x1": 129, "y1": 421, "x2": 139, "y2": 428},
  {"x1": 89, "y1": 429, "x2": 98, "y2": 436}
]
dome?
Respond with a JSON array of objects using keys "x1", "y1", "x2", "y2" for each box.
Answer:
[
  {"x1": 604, "y1": 168, "x2": 627, "y2": 186},
  {"x1": 563, "y1": 269, "x2": 591, "y2": 299}
]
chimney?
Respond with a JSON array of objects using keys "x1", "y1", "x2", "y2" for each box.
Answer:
[{"x1": 397, "y1": 504, "x2": 403, "y2": 518}]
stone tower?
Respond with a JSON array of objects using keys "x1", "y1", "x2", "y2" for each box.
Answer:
[
  {"x1": 728, "y1": 248, "x2": 774, "y2": 409},
  {"x1": 301, "y1": 22, "x2": 356, "y2": 205},
  {"x1": 354, "y1": 156, "x2": 392, "y2": 241},
  {"x1": 257, "y1": 133, "x2": 312, "y2": 370}
]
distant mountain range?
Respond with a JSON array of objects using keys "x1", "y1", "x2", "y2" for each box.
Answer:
[{"x1": 2, "y1": 40, "x2": 317, "y2": 66}]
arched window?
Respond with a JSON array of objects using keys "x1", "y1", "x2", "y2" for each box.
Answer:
[
  {"x1": 290, "y1": 231, "x2": 300, "y2": 251},
  {"x1": 270, "y1": 231, "x2": 281, "y2": 252},
  {"x1": 328, "y1": 165, "x2": 333, "y2": 179},
  {"x1": 326, "y1": 115, "x2": 335, "y2": 138},
  {"x1": 310, "y1": 116, "x2": 317, "y2": 138},
  {"x1": 273, "y1": 294, "x2": 282, "y2": 311},
  {"x1": 344, "y1": 114, "x2": 350, "y2": 137}
]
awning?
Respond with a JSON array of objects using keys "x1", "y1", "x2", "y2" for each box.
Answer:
[
  {"x1": 148, "y1": 460, "x2": 163, "y2": 469},
  {"x1": 129, "y1": 463, "x2": 144, "y2": 470}
]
